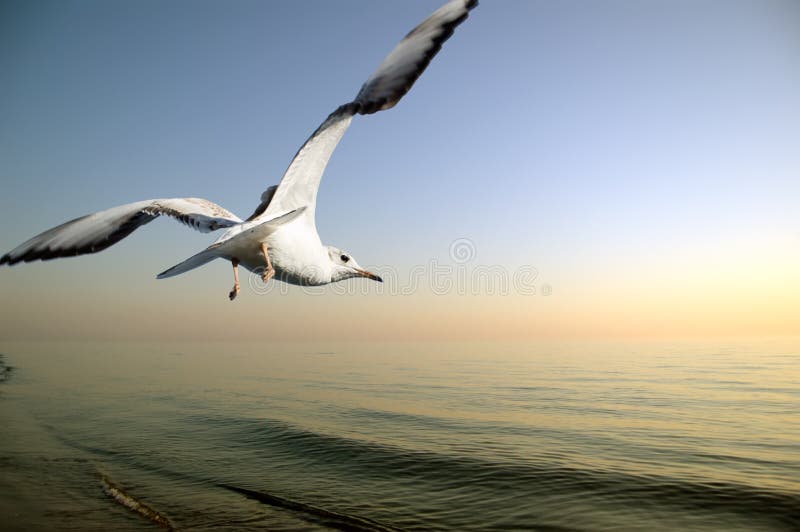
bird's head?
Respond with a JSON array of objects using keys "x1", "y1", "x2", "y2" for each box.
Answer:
[{"x1": 326, "y1": 246, "x2": 382, "y2": 284}]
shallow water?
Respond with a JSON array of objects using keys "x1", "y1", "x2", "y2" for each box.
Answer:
[{"x1": 0, "y1": 339, "x2": 798, "y2": 531}]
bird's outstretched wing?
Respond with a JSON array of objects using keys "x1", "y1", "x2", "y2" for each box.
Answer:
[
  {"x1": 250, "y1": 0, "x2": 477, "y2": 224},
  {"x1": 0, "y1": 198, "x2": 242, "y2": 265}
]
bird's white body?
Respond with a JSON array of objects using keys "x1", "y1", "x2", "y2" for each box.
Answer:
[
  {"x1": 1, "y1": 0, "x2": 478, "y2": 298},
  {"x1": 226, "y1": 215, "x2": 328, "y2": 286}
]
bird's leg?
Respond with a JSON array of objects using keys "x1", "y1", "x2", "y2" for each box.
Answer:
[
  {"x1": 229, "y1": 259, "x2": 240, "y2": 301},
  {"x1": 260, "y1": 242, "x2": 275, "y2": 283}
]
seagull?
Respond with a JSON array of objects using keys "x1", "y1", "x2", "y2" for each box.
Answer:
[{"x1": 1, "y1": 0, "x2": 477, "y2": 300}]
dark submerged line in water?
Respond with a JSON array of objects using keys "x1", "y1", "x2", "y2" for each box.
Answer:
[
  {"x1": 218, "y1": 483, "x2": 402, "y2": 532},
  {"x1": 99, "y1": 472, "x2": 174, "y2": 530}
]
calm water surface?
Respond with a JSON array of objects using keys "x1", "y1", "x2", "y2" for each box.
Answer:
[{"x1": 0, "y1": 339, "x2": 798, "y2": 531}]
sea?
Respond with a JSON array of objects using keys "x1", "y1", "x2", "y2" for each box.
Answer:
[{"x1": 0, "y1": 339, "x2": 798, "y2": 531}]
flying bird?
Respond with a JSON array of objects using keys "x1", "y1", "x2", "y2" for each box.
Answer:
[{"x1": 1, "y1": 0, "x2": 477, "y2": 300}]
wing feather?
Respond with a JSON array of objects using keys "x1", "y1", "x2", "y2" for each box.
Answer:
[
  {"x1": 1, "y1": 198, "x2": 242, "y2": 265},
  {"x1": 251, "y1": 0, "x2": 477, "y2": 221},
  {"x1": 355, "y1": 0, "x2": 478, "y2": 114}
]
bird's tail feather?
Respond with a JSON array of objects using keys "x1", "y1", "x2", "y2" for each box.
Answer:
[{"x1": 157, "y1": 248, "x2": 218, "y2": 279}]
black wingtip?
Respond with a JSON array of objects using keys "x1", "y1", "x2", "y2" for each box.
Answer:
[
  {"x1": 0, "y1": 251, "x2": 24, "y2": 266},
  {"x1": 355, "y1": 0, "x2": 479, "y2": 116}
]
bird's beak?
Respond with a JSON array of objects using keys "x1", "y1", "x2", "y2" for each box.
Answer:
[{"x1": 354, "y1": 268, "x2": 383, "y2": 282}]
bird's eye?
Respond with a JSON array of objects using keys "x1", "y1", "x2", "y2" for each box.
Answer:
[{"x1": 340, "y1": 255, "x2": 349, "y2": 263}]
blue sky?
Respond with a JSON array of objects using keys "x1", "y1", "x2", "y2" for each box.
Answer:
[{"x1": 1, "y1": 1, "x2": 798, "y2": 340}]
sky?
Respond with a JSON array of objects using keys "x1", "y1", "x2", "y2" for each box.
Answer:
[{"x1": 0, "y1": 0, "x2": 798, "y2": 342}]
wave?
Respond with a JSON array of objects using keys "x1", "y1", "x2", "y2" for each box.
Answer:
[
  {"x1": 205, "y1": 413, "x2": 800, "y2": 529},
  {"x1": 99, "y1": 471, "x2": 174, "y2": 530},
  {"x1": 51, "y1": 413, "x2": 800, "y2": 531}
]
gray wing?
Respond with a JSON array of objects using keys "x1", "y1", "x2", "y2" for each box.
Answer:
[
  {"x1": 250, "y1": 0, "x2": 477, "y2": 224},
  {"x1": 0, "y1": 198, "x2": 242, "y2": 265}
]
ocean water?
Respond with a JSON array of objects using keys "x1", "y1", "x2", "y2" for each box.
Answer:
[{"x1": 0, "y1": 339, "x2": 798, "y2": 531}]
